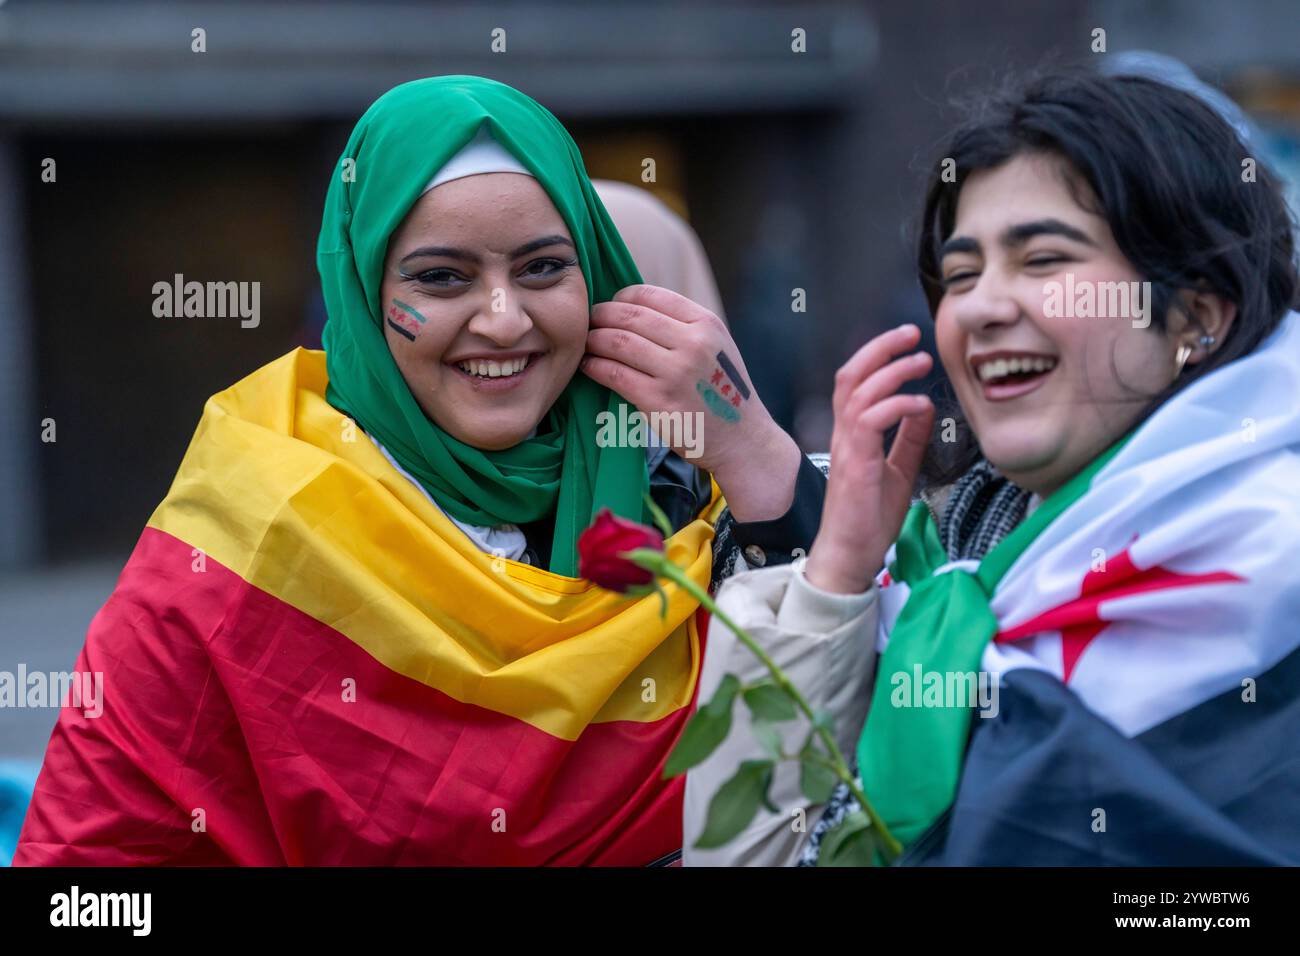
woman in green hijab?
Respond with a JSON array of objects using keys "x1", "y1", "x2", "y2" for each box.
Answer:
[
  {"x1": 321, "y1": 74, "x2": 819, "y2": 573},
  {"x1": 16, "y1": 75, "x2": 827, "y2": 866}
]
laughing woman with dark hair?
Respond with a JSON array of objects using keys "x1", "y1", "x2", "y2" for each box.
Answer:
[{"x1": 686, "y1": 70, "x2": 1300, "y2": 866}]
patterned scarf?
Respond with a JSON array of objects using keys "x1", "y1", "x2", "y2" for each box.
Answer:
[{"x1": 799, "y1": 458, "x2": 1031, "y2": 866}]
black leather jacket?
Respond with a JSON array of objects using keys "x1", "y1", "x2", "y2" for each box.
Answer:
[{"x1": 519, "y1": 442, "x2": 828, "y2": 587}]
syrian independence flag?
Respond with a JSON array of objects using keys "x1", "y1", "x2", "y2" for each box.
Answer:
[
  {"x1": 16, "y1": 349, "x2": 721, "y2": 866},
  {"x1": 875, "y1": 312, "x2": 1300, "y2": 865}
]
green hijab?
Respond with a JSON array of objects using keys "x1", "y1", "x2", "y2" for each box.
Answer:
[{"x1": 318, "y1": 76, "x2": 649, "y2": 576}]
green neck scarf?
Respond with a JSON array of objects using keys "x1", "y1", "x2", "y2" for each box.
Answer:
[
  {"x1": 317, "y1": 75, "x2": 648, "y2": 576},
  {"x1": 856, "y1": 435, "x2": 1130, "y2": 860}
]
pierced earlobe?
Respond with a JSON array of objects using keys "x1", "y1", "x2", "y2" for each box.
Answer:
[{"x1": 1176, "y1": 333, "x2": 1217, "y2": 377}]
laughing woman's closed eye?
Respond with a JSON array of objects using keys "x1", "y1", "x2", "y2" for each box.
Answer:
[
  {"x1": 13, "y1": 76, "x2": 825, "y2": 866},
  {"x1": 685, "y1": 68, "x2": 1300, "y2": 867}
]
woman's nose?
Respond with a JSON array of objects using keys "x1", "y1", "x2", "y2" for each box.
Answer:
[
  {"x1": 951, "y1": 271, "x2": 1023, "y2": 333},
  {"x1": 467, "y1": 287, "x2": 534, "y2": 345}
]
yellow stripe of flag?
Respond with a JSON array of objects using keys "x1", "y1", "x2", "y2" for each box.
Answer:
[{"x1": 149, "y1": 349, "x2": 724, "y2": 740}]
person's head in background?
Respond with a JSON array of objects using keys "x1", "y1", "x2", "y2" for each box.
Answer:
[
  {"x1": 592, "y1": 179, "x2": 727, "y2": 326},
  {"x1": 915, "y1": 68, "x2": 1298, "y2": 497}
]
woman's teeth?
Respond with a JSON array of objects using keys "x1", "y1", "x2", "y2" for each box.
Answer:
[
  {"x1": 456, "y1": 356, "x2": 530, "y2": 378},
  {"x1": 976, "y1": 355, "x2": 1057, "y2": 383}
]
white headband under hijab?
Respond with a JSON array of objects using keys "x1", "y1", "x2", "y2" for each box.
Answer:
[{"x1": 422, "y1": 124, "x2": 533, "y2": 194}]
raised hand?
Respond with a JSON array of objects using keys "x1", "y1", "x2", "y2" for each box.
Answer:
[
  {"x1": 582, "y1": 284, "x2": 802, "y2": 523},
  {"x1": 803, "y1": 324, "x2": 935, "y2": 594}
]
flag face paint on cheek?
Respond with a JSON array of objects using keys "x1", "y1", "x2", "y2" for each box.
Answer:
[{"x1": 386, "y1": 299, "x2": 428, "y2": 341}]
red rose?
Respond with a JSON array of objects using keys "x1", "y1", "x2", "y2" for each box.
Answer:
[{"x1": 578, "y1": 508, "x2": 665, "y2": 592}]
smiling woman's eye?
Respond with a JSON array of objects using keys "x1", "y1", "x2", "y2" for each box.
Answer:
[
  {"x1": 404, "y1": 267, "x2": 468, "y2": 288},
  {"x1": 518, "y1": 256, "x2": 577, "y2": 281},
  {"x1": 941, "y1": 270, "x2": 979, "y2": 289},
  {"x1": 1025, "y1": 255, "x2": 1069, "y2": 269}
]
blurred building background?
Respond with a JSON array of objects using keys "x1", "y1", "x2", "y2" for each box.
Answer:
[{"x1": 1, "y1": 0, "x2": 1299, "y2": 784}]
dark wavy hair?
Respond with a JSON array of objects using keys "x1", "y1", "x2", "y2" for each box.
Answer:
[{"x1": 915, "y1": 69, "x2": 1299, "y2": 487}]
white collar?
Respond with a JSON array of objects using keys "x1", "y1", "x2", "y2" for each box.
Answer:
[{"x1": 364, "y1": 432, "x2": 530, "y2": 564}]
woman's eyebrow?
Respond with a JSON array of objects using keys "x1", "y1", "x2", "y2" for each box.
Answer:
[
  {"x1": 400, "y1": 246, "x2": 480, "y2": 266},
  {"x1": 939, "y1": 236, "x2": 980, "y2": 259},
  {"x1": 398, "y1": 235, "x2": 573, "y2": 268},
  {"x1": 1001, "y1": 218, "x2": 1097, "y2": 248},
  {"x1": 510, "y1": 235, "x2": 574, "y2": 258},
  {"x1": 939, "y1": 219, "x2": 1097, "y2": 260}
]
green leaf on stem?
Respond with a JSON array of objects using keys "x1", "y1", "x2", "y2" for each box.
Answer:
[
  {"x1": 742, "y1": 681, "x2": 797, "y2": 722},
  {"x1": 751, "y1": 720, "x2": 784, "y2": 762},
  {"x1": 642, "y1": 492, "x2": 675, "y2": 541},
  {"x1": 798, "y1": 742, "x2": 839, "y2": 804},
  {"x1": 759, "y1": 769, "x2": 780, "y2": 814},
  {"x1": 817, "y1": 810, "x2": 878, "y2": 867},
  {"x1": 663, "y1": 673, "x2": 740, "y2": 778},
  {"x1": 693, "y1": 759, "x2": 776, "y2": 849},
  {"x1": 811, "y1": 708, "x2": 836, "y2": 734}
]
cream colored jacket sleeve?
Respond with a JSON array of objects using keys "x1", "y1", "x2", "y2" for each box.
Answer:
[{"x1": 683, "y1": 562, "x2": 880, "y2": 866}]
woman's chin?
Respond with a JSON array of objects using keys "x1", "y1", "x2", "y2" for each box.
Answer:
[
  {"x1": 979, "y1": 435, "x2": 1064, "y2": 490},
  {"x1": 444, "y1": 419, "x2": 542, "y2": 451}
]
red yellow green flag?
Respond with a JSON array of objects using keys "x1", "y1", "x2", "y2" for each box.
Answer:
[{"x1": 16, "y1": 349, "x2": 722, "y2": 865}]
